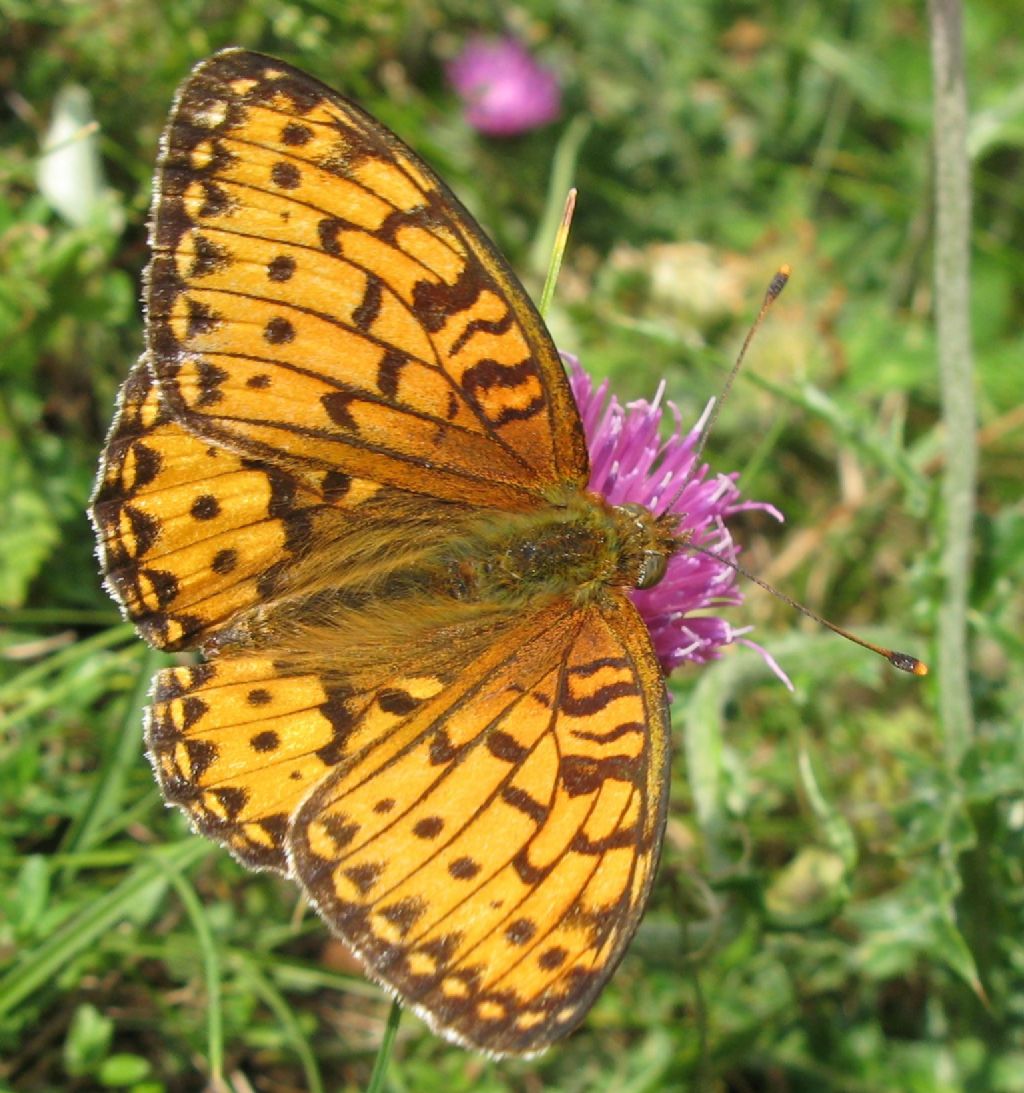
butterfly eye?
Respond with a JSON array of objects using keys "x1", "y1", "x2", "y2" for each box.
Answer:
[
  {"x1": 613, "y1": 501, "x2": 670, "y2": 589},
  {"x1": 635, "y1": 549, "x2": 668, "y2": 590}
]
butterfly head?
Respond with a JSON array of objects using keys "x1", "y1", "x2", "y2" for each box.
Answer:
[{"x1": 612, "y1": 501, "x2": 689, "y2": 591}]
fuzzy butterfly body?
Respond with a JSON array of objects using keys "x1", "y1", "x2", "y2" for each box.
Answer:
[{"x1": 90, "y1": 48, "x2": 682, "y2": 1055}]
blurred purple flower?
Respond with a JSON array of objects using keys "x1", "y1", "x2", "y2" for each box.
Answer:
[
  {"x1": 567, "y1": 355, "x2": 791, "y2": 688},
  {"x1": 447, "y1": 36, "x2": 561, "y2": 136}
]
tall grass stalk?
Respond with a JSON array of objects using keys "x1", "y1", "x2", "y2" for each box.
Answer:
[{"x1": 928, "y1": 0, "x2": 977, "y2": 756}]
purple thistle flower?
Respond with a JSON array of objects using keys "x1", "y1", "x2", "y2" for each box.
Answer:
[
  {"x1": 567, "y1": 355, "x2": 792, "y2": 689},
  {"x1": 447, "y1": 36, "x2": 561, "y2": 137}
]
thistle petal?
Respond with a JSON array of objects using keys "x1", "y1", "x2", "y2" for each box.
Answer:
[{"x1": 566, "y1": 354, "x2": 791, "y2": 688}]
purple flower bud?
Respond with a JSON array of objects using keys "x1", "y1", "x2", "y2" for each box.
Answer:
[{"x1": 447, "y1": 36, "x2": 561, "y2": 137}]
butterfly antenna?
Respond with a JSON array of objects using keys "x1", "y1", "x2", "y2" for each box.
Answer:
[
  {"x1": 539, "y1": 188, "x2": 577, "y2": 319},
  {"x1": 671, "y1": 266, "x2": 927, "y2": 677},
  {"x1": 663, "y1": 265, "x2": 790, "y2": 514},
  {"x1": 689, "y1": 540, "x2": 929, "y2": 675}
]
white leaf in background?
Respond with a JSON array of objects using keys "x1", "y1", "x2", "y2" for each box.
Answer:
[{"x1": 38, "y1": 85, "x2": 121, "y2": 232}]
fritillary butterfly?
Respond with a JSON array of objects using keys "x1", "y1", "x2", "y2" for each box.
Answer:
[{"x1": 90, "y1": 48, "x2": 683, "y2": 1055}]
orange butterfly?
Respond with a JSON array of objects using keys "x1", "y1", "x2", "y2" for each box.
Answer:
[{"x1": 90, "y1": 48, "x2": 687, "y2": 1055}]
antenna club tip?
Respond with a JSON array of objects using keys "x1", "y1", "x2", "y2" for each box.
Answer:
[
  {"x1": 888, "y1": 651, "x2": 929, "y2": 676},
  {"x1": 767, "y1": 266, "x2": 790, "y2": 301}
]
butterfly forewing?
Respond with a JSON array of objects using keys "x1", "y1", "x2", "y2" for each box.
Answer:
[
  {"x1": 91, "y1": 48, "x2": 673, "y2": 1056},
  {"x1": 148, "y1": 49, "x2": 588, "y2": 510}
]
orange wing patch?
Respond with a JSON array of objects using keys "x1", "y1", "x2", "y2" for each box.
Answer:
[
  {"x1": 146, "y1": 653, "x2": 456, "y2": 873},
  {"x1": 147, "y1": 49, "x2": 588, "y2": 510},
  {"x1": 145, "y1": 656, "x2": 345, "y2": 871}
]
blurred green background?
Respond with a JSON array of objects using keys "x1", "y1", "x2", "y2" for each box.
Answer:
[{"x1": 1, "y1": 1, "x2": 1021, "y2": 1090}]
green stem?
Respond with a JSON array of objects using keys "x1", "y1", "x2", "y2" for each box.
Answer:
[
  {"x1": 61, "y1": 647, "x2": 166, "y2": 860},
  {"x1": 168, "y1": 872, "x2": 224, "y2": 1088},
  {"x1": 366, "y1": 997, "x2": 402, "y2": 1093},
  {"x1": 0, "y1": 840, "x2": 210, "y2": 1018},
  {"x1": 927, "y1": 0, "x2": 976, "y2": 758}
]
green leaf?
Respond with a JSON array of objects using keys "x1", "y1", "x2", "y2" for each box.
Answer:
[
  {"x1": 98, "y1": 1053, "x2": 151, "y2": 1087},
  {"x1": 63, "y1": 1002, "x2": 114, "y2": 1078},
  {"x1": 0, "y1": 427, "x2": 60, "y2": 607}
]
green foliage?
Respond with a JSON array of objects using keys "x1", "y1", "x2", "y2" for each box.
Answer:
[{"x1": 2, "y1": 1, "x2": 1021, "y2": 1090}]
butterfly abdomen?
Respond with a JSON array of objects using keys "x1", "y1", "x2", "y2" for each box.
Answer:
[{"x1": 202, "y1": 487, "x2": 680, "y2": 681}]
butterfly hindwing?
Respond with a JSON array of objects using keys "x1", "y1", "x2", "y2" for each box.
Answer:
[
  {"x1": 90, "y1": 355, "x2": 402, "y2": 650},
  {"x1": 147, "y1": 48, "x2": 588, "y2": 511},
  {"x1": 90, "y1": 356, "x2": 312, "y2": 649},
  {"x1": 145, "y1": 655, "x2": 352, "y2": 871},
  {"x1": 289, "y1": 596, "x2": 670, "y2": 1055}
]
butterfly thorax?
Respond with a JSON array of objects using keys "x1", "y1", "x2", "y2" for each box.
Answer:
[{"x1": 457, "y1": 490, "x2": 683, "y2": 607}]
